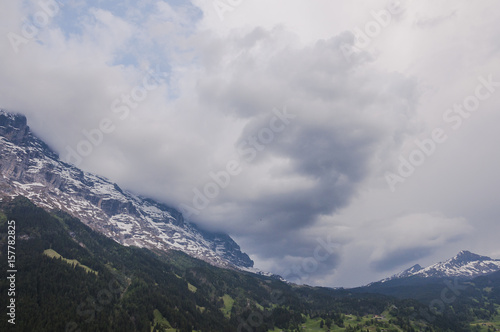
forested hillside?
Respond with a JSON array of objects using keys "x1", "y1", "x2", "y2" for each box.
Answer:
[{"x1": 1, "y1": 196, "x2": 497, "y2": 331}]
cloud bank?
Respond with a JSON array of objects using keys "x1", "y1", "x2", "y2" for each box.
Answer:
[{"x1": 1, "y1": 0, "x2": 499, "y2": 287}]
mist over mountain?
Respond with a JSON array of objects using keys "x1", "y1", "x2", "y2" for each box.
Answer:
[
  {"x1": 0, "y1": 110, "x2": 253, "y2": 269},
  {"x1": 2, "y1": 110, "x2": 500, "y2": 330}
]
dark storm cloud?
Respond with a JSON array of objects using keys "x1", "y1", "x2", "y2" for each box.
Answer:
[
  {"x1": 177, "y1": 28, "x2": 421, "y2": 272},
  {"x1": 371, "y1": 247, "x2": 434, "y2": 272},
  {"x1": 3, "y1": 0, "x2": 498, "y2": 287}
]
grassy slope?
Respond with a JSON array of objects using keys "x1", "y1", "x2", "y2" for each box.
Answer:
[
  {"x1": 220, "y1": 294, "x2": 234, "y2": 318},
  {"x1": 470, "y1": 305, "x2": 500, "y2": 331},
  {"x1": 43, "y1": 248, "x2": 98, "y2": 274}
]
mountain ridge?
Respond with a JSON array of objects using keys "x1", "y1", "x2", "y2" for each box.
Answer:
[
  {"x1": 0, "y1": 109, "x2": 253, "y2": 269},
  {"x1": 2, "y1": 195, "x2": 475, "y2": 332},
  {"x1": 379, "y1": 250, "x2": 500, "y2": 283}
]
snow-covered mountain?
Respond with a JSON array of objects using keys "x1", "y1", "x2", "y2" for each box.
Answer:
[
  {"x1": 0, "y1": 110, "x2": 253, "y2": 269},
  {"x1": 382, "y1": 264, "x2": 424, "y2": 282},
  {"x1": 381, "y1": 250, "x2": 500, "y2": 282}
]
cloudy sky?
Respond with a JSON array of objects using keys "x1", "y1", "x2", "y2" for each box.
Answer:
[{"x1": 1, "y1": 0, "x2": 500, "y2": 287}]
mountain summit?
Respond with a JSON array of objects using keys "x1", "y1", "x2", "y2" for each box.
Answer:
[
  {"x1": 0, "y1": 110, "x2": 253, "y2": 268},
  {"x1": 381, "y1": 250, "x2": 500, "y2": 282},
  {"x1": 449, "y1": 250, "x2": 493, "y2": 264}
]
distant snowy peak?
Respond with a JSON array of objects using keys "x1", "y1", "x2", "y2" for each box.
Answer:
[
  {"x1": 382, "y1": 250, "x2": 500, "y2": 282},
  {"x1": 397, "y1": 264, "x2": 423, "y2": 278},
  {"x1": 449, "y1": 250, "x2": 492, "y2": 264},
  {"x1": 0, "y1": 110, "x2": 253, "y2": 269},
  {"x1": 416, "y1": 251, "x2": 500, "y2": 279},
  {"x1": 379, "y1": 264, "x2": 423, "y2": 283}
]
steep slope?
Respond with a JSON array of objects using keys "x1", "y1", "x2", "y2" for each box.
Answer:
[
  {"x1": 0, "y1": 110, "x2": 253, "y2": 268},
  {"x1": 0, "y1": 196, "x2": 469, "y2": 331}
]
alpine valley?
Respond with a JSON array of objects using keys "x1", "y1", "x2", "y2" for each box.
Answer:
[{"x1": 1, "y1": 110, "x2": 500, "y2": 331}]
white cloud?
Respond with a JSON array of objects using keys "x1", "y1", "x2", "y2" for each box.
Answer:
[{"x1": 1, "y1": 0, "x2": 500, "y2": 287}]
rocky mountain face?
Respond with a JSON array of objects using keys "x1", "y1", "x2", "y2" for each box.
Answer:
[
  {"x1": 381, "y1": 250, "x2": 500, "y2": 282},
  {"x1": 0, "y1": 110, "x2": 253, "y2": 269}
]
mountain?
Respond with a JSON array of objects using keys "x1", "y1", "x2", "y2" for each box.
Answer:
[
  {"x1": 0, "y1": 196, "x2": 471, "y2": 331},
  {"x1": 3, "y1": 110, "x2": 500, "y2": 331},
  {"x1": 380, "y1": 250, "x2": 500, "y2": 282},
  {"x1": 0, "y1": 110, "x2": 253, "y2": 269},
  {"x1": 356, "y1": 250, "x2": 500, "y2": 305},
  {"x1": 380, "y1": 264, "x2": 423, "y2": 282}
]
